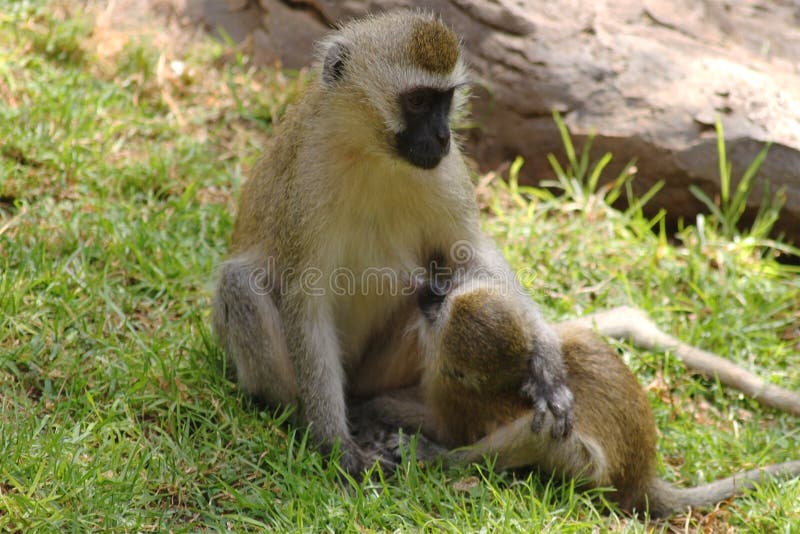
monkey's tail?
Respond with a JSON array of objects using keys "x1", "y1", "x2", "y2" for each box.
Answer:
[{"x1": 646, "y1": 460, "x2": 800, "y2": 517}]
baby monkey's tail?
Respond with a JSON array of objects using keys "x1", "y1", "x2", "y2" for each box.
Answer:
[{"x1": 646, "y1": 460, "x2": 800, "y2": 517}]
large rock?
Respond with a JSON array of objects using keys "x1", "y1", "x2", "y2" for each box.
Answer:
[{"x1": 186, "y1": 0, "x2": 800, "y2": 243}]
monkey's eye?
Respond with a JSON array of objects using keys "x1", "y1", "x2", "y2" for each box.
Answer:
[{"x1": 404, "y1": 90, "x2": 431, "y2": 113}]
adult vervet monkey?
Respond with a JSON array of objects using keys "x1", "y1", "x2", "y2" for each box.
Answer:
[{"x1": 212, "y1": 10, "x2": 573, "y2": 475}]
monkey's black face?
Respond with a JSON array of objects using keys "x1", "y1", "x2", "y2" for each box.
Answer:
[{"x1": 395, "y1": 87, "x2": 454, "y2": 170}]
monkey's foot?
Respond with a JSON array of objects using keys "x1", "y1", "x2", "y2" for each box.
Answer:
[
  {"x1": 337, "y1": 439, "x2": 397, "y2": 479},
  {"x1": 352, "y1": 423, "x2": 445, "y2": 466}
]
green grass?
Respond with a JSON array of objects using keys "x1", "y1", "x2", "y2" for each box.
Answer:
[{"x1": 1, "y1": 2, "x2": 798, "y2": 531}]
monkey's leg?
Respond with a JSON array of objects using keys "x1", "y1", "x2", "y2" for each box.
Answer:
[
  {"x1": 561, "y1": 306, "x2": 800, "y2": 416},
  {"x1": 349, "y1": 389, "x2": 594, "y2": 475},
  {"x1": 350, "y1": 386, "x2": 432, "y2": 433},
  {"x1": 280, "y1": 295, "x2": 398, "y2": 475},
  {"x1": 349, "y1": 385, "x2": 604, "y2": 480},
  {"x1": 212, "y1": 255, "x2": 298, "y2": 406},
  {"x1": 215, "y1": 258, "x2": 393, "y2": 474},
  {"x1": 447, "y1": 413, "x2": 600, "y2": 481}
]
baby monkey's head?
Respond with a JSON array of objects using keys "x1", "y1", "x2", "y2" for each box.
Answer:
[{"x1": 417, "y1": 280, "x2": 531, "y2": 393}]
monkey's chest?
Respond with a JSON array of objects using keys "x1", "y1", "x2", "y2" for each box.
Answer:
[
  {"x1": 324, "y1": 220, "x2": 433, "y2": 361},
  {"x1": 332, "y1": 248, "x2": 418, "y2": 365},
  {"x1": 314, "y1": 189, "x2": 462, "y2": 360}
]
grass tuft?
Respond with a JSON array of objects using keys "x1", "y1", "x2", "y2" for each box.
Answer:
[{"x1": 689, "y1": 117, "x2": 788, "y2": 245}]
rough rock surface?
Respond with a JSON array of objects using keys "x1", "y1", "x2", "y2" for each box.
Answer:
[{"x1": 184, "y1": 0, "x2": 800, "y2": 242}]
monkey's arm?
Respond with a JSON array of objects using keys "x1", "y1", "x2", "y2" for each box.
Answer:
[
  {"x1": 560, "y1": 306, "x2": 800, "y2": 416},
  {"x1": 349, "y1": 386, "x2": 436, "y2": 435},
  {"x1": 443, "y1": 411, "x2": 592, "y2": 473},
  {"x1": 446, "y1": 414, "x2": 542, "y2": 470}
]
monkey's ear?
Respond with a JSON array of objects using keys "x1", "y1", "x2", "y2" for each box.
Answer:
[{"x1": 322, "y1": 40, "x2": 349, "y2": 87}]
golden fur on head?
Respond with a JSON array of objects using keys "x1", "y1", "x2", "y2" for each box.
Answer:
[{"x1": 409, "y1": 18, "x2": 460, "y2": 74}]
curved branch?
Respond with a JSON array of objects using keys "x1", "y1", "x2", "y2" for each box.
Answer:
[{"x1": 559, "y1": 306, "x2": 800, "y2": 416}]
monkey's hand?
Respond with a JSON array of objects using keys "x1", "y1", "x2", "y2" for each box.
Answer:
[{"x1": 521, "y1": 350, "x2": 574, "y2": 439}]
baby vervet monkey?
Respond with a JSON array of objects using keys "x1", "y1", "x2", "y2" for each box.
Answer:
[
  {"x1": 411, "y1": 279, "x2": 800, "y2": 516},
  {"x1": 211, "y1": 10, "x2": 573, "y2": 476}
]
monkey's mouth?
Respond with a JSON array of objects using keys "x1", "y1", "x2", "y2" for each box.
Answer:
[{"x1": 394, "y1": 136, "x2": 451, "y2": 170}]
